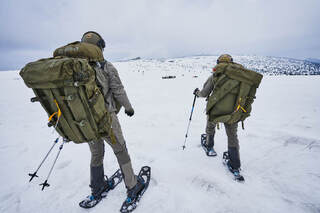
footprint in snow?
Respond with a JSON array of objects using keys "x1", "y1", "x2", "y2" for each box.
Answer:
[
  {"x1": 150, "y1": 177, "x2": 158, "y2": 186},
  {"x1": 283, "y1": 136, "x2": 320, "y2": 150},
  {"x1": 191, "y1": 176, "x2": 225, "y2": 195},
  {"x1": 0, "y1": 145, "x2": 11, "y2": 150},
  {"x1": 0, "y1": 192, "x2": 14, "y2": 203},
  {"x1": 56, "y1": 160, "x2": 72, "y2": 169}
]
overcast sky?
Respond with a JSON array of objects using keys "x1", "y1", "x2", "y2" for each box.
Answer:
[{"x1": 0, "y1": 0, "x2": 319, "y2": 70}]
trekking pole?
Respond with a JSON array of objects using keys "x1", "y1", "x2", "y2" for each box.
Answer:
[
  {"x1": 40, "y1": 140, "x2": 66, "y2": 191},
  {"x1": 182, "y1": 94, "x2": 197, "y2": 150},
  {"x1": 28, "y1": 137, "x2": 60, "y2": 182}
]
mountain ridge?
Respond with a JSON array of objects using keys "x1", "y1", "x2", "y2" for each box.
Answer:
[{"x1": 115, "y1": 55, "x2": 320, "y2": 75}]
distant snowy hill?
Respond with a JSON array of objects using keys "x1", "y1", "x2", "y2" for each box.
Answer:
[
  {"x1": 305, "y1": 58, "x2": 320, "y2": 65},
  {"x1": 0, "y1": 57, "x2": 320, "y2": 213},
  {"x1": 119, "y1": 55, "x2": 320, "y2": 75}
]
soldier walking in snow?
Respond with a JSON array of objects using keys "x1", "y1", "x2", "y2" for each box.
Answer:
[
  {"x1": 79, "y1": 31, "x2": 146, "y2": 207},
  {"x1": 21, "y1": 30, "x2": 150, "y2": 210},
  {"x1": 194, "y1": 54, "x2": 243, "y2": 179},
  {"x1": 194, "y1": 53, "x2": 262, "y2": 181}
]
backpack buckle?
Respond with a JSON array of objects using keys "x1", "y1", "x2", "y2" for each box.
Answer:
[{"x1": 31, "y1": 97, "x2": 40, "y2": 102}]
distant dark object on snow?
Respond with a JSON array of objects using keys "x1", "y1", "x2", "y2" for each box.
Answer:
[
  {"x1": 116, "y1": 57, "x2": 141, "y2": 62},
  {"x1": 305, "y1": 58, "x2": 320, "y2": 64},
  {"x1": 193, "y1": 76, "x2": 198, "y2": 78},
  {"x1": 130, "y1": 57, "x2": 141, "y2": 61},
  {"x1": 162, "y1": 76, "x2": 176, "y2": 79},
  {"x1": 168, "y1": 60, "x2": 175, "y2": 63}
]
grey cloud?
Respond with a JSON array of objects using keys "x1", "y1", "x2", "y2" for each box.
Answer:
[{"x1": 0, "y1": 0, "x2": 319, "y2": 70}]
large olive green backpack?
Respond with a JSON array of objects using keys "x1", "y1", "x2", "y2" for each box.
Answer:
[
  {"x1": 206, "y1": 62, "x2": 263, "y2": 126},
  {"x1": 19, "y1": 41, "x2": 116, "y2": 144}
]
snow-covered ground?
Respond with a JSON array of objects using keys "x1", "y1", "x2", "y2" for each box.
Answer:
[{"x1": 0, "y1": 57, "x2": 320, "y2": 213}]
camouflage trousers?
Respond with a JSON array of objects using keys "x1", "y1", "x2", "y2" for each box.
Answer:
[
  {"x1": 205, "y1": 116, "x2": 240, "y2": 150},
  {"x1": 88, "y1": 112, "x2": 137, "y2": 189}
]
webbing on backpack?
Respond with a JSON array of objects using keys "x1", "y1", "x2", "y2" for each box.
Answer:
[
  {"x1": 235, "y1": 98, "x2": 247, "y2": 113},
  {"x1": 48, "y1": 99, "x2": 62, "y2": 122}
]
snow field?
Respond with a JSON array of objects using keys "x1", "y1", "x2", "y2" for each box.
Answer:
[{"x1": 0, "y1": 57, "x2": 319, "y2": 213}]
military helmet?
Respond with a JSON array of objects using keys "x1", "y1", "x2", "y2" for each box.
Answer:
[
  {"x1": 217, "y1": 54, "x2": 233, "y2": 64},
  {"x1": 81, "y1": 31, "x2": 105, "y2": 50}
]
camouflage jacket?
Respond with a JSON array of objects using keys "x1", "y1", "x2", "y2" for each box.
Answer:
[{"x1": 95, "y1": 61, "x2": 133, "y2": 113}]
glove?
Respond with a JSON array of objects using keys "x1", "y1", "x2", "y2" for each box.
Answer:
[
  {"x1": 193, "y1": 88, "x2": 200, "y2": 97},
  {"x1": 125, "y1": 108, "x2": 134, "y2": 117}
]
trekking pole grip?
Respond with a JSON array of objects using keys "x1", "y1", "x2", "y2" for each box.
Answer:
[{"x1": 189, "y1": 94, "x2": 197, "y2": 121}]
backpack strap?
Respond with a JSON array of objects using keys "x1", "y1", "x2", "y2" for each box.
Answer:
[
  {"x1": 235, "y1": 97, "x2": 247, "y2": 113},
  {"x1": 98, "y1": 112, "x2": 117, "y2": 145},
  {"x1": 226, "y1": 82, "x2": 251, "y2": 124},
  {"x1": 217, "y1": 123, "x2": 220, "y2": 130},
  {"x1": 99, "y1": 60, "x2": 107, "y2": 69}
]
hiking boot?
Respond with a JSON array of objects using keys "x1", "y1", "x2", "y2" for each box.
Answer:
[
  {"x1": 80, "y1": 177, "x2": 115, "y2": 208},
  {"x1": 227, "y1": 160, "x2": 240, "y2": 173},
  {"x1": 201, "y1": 134, "x2": 217, "y2": 157},
  {"x1": 206, "y1": 147, "x2": 217, "y2": 156},
  {"x1": 206, "y1": 134, "x2": 214, "y2": 148},
  {"x1": 228, "y1": 146, "x2": 241, "y2": 169},
  {"x1": 90, "y1": 165, "x2": 116, "y2": 198},
  {"x1": 223, "y1": 151, "x2": 240, "y2": 172},
  {"x1": 90, "y1": 175, "x2": 115, "y2": 198},
  {"x1": 126, "y1": 176, "x2": 145, "y2": 204}
]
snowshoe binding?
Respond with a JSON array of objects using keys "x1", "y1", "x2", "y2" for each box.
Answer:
[
  {"x1": 222, "y1": 151, "x2": 244, "y2": 182},
  {"x1": 201, "y1": 134, "x2": 217, "y2": 157},
  {"x1": 120, "y1": 166, "x2": 151, "y2": 213},
  {"x1": 79, "y1": 169, "x2": 123, "y2": 208}
]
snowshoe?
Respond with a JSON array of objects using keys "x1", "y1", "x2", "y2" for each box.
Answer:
[
  {"x1": 222, "y1": 151, "x2": 244, "y2": 182},
  {"x1": 79, "y1": 169, "x2": 123, "y2": 208},
  {"x1": 201, "y1": 134, "x2": 217, "y2": 157},
  {"x1": 120, "y1": 166, "x2": 151, "y2": 213}
]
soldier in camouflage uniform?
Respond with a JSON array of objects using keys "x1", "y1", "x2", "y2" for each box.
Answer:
[
  {"x1": 81, "y1": 31, "x2": 145, "y2": 203},
  {"x1": 194, "y1": 54, "x2": 241, "y2": 171}
]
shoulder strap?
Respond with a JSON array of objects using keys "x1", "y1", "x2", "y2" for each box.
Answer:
[{"x1": 99, "y1": 60, "x2": 107, "y2": 70}]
